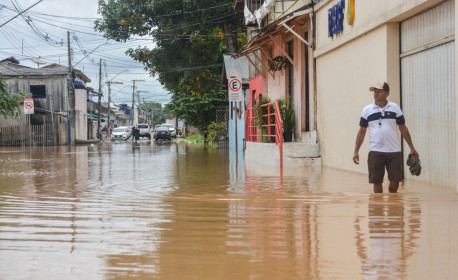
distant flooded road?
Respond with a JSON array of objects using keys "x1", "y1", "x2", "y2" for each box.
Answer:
[{"x1": 0, "y1": 142, "x2": 457, "y2": 279}]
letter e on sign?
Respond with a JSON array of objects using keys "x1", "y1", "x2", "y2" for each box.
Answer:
[{"x1": 228, "y1": 77, "x2": 242, "y2": 102}]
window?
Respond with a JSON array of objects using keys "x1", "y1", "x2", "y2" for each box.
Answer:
[{"x1": 30, "y1": 85, "x2": 46, "y2": 98}]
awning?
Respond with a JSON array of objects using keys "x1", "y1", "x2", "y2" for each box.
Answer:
[
  {"x1": 88, "y1": 113, "x2": 104, "y2": 118},
  {"x1": 73, "y1": 80, "x2": 86, "y2": 89},
  {"x1": 235, "y1": 7, "x2": 313, "y2": 59}
]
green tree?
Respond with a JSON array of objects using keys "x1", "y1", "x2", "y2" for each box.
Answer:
[
  {"x1": 164, "y1": 89, "x2": 227, "y2": 133},
  {"x1": 95, "y1": 0, "x2": 243, "y2": 131},
  {"x1": 138, "y1": 102, "x2": 165, "y2": 125},
  {"x1": 0, "y1": 73, "x2": 24, "y2": 119}
]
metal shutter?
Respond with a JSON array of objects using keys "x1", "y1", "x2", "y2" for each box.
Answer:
[{"x1": 400, "y1": 0, "x2": 455, "y2": 187}]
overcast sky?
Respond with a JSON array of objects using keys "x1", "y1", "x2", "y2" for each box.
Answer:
[{"x1": 0, "y1": 0, "x2": 170, "y2": 105}]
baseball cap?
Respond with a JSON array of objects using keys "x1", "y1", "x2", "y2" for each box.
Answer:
[{"x1": 369, "y1": 82, "x2": 390, "y2": 92}]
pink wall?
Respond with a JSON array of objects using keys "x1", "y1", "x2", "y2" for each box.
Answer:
[
  {"x1": 248, "y1": 75, "x2": 263, "y2": 109},
  {"x1": 246, "y1": 15, "x2": 312, "y2": 141},
  {"x1": 261, "y1": 28, "x2": 311, "y2": 139}
]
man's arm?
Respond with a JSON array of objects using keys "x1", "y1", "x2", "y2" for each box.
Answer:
[
  {"x1": 398, "y1": 124, "x2": 419, "y2": 158},
  {"x1": 353, "y1": 126, "x2": 367, "y2": 164}
]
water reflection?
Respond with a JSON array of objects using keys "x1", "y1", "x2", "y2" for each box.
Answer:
[
  {"x1": 355, "y1": 194, "x2": 421, "y2": 280},
  {"x1": 0, "y1": 143, "x2": 457, "y2": 279}
]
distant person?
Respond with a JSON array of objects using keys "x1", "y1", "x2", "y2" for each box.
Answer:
[
  {"x1": 102, "y1": 126, "x2": 107, "y2": 140},
  {"x1": 99, "y1": 126, "x2": 104, "y2": 141},
  {"x1": 132, "y1": 125, "x2": 140, "y2": 143},
  {"x1": 353, "y1": 82, "x2": 419, "y2": 193}
]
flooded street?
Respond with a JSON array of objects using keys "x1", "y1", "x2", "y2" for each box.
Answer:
[{"x1": 0, "y1": 142, "x2": 457, "y2": 280}]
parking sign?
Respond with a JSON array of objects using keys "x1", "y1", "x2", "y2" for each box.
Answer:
[{"x1": 228, "y1": 77, "x2": 242, "y2": 102}]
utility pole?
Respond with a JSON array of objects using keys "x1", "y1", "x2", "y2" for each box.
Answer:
[
  {"x1": 106, "y1": 80, "x2": 123, "y2": 138},
  {"x1": 97, "y1": 58, "x2": 102, "y2": 140},
  {"x1": 131, "y1": 79, "x2": 144, "y2": 125},
  {"x1": 67, "y1": 31, "x2": 75, "y2": 145}
]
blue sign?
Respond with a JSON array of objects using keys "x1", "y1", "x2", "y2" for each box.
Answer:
[{"x1": 328, "y1": 0, "x2": 345, "y2": 37}]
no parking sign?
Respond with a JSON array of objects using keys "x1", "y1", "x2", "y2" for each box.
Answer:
[
  {"x1": 24, "y1": 98, "x2": 34, "y2": 114},
  {"x1": 228, "y1": 77, "x2": 242, "y2": 102}
]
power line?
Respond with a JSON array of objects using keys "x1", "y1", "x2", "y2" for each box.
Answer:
[
  {"x1": 0, "y1": 2, "x2": 232, "y2": 21},
  {"x1": 0, "y1": 0, "x2": 43, "y2": 28},
  {"x1": 23, "y1": 16, "x2": 105, "y2": 37},
  {"x1": 11, "y1": 0, "x2": 64, "y2": 47}
]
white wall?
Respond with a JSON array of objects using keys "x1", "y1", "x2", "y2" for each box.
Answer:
[
  {"x1": 456, "y1": 0, "x2": 458, "y2": 192},
  {"x1": 314, "y1": 0, "x2": 443, "y2": 57},
  {"x1": 74, "y1": 88, "x2": 87, "y2": 140},
  {"x1": 316, "y1": 25, "x2": 400, "y2": 172}
]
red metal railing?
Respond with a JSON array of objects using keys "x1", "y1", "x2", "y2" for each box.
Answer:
[{"x1": 245, "y1": 101, "x2": 283, "y2": 169}]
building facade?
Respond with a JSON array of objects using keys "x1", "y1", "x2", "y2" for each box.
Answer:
[{"x1": 0, "y1": 57, "x2": 91, "y2": 143}]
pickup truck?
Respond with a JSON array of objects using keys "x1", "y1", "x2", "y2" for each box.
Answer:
[{"x1": 137, "y1": 124, "x2": 151, "y2": 139}]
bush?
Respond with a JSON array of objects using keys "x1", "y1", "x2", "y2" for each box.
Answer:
[
  {"x1": 206, "y1": 122, "x2": 227, "y2": 143},
  {"x1": 278, "y1": 97, "x2": 295, "y2": 133},
  {"x1": 184, "y1": 134, "x2": 204, "y2": 142}
]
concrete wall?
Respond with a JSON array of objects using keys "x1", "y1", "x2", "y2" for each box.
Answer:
[
  {"x1": 75, "y1": 88, "x2": 87, "y2": 140},
  {"x1": 75, "y1": 88, "x2": 86, "y2": 112},
  {"x1": 245, "y1": 142, "x2": 281, "y2": 167},
  {"x1": 456, "y1": 0, "x2": 458, "y2": 192},
  {"x1": 264, "y1": 33, "x2": 287, "y2": 102},
  {"x1": 314, "y1": 0, "x2": 443, "y2": 57},
  {"x1": 316, "y1": 25, "x2": 400, "y2": 172},
  {"x1": 57, "y1": 121, "x2": 69, "y2": 145}
]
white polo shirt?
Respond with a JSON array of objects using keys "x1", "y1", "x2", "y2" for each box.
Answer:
[{"x1": 359, "y1": 100, "x2": 405, "y2": 153}]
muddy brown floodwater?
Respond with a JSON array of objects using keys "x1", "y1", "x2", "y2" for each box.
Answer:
[{"x1": 0, "y1": 142, "x2": 457, "y2": 279}]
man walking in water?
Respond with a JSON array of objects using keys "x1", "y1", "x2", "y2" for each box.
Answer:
[
  {"x1": 132, "y1": 125, "x2": 140, "y2": 143},
  {"x1": 353, "y1": 82, "x2": 419, "y2": 193}
]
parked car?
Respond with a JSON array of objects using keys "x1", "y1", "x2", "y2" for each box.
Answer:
[
  {"x1": 154, "y1": 126, "x2": 171, "y2": 141},
  {"x1": 111, "y1": 126, "x2": 131, "y2": 140},
  {"x1": 137, "y1": 124, "x2": 151, "y2": 139},
  {"x1": 161, "y1": 123, "x2": 177, "y2": 138}
]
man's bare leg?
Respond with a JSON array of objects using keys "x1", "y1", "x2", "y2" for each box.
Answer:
[
  {"x1": 389, "y1": 181, "x2": 399, "y2": 193},
  {"x1": 373, "y1": 184, "x2": 383, "y2": 193}
]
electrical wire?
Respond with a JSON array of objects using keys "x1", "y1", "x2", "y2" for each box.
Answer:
[
  {"x1": 11, "y1": 0, "x2": 64, "y2": 46},
  {"x1": 0, "y1": 2, "x2": 233, "y2": 100},
  {"x1": 0, "y1": 2, "x2": 232, "y2": 20}
]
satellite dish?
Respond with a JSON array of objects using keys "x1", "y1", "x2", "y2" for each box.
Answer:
[{"x1": 32, "y1": 57, "x2": 45, "y2": 68}]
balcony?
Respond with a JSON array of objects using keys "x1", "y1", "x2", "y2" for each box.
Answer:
[{"x1": 244, "y1": 0, "x2": 312, "y2": 28}]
